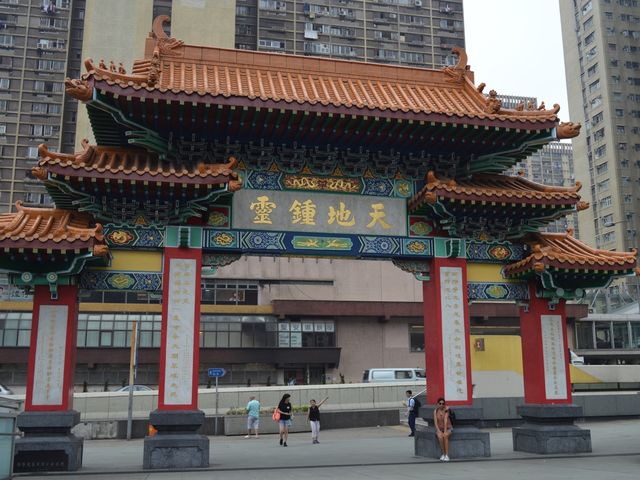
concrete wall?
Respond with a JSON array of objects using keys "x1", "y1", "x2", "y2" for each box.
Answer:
[
  {"x1": 75, "y1": 0, "x2": 153, "y2": 149},
  {"x1": 215, "y1": 257, "x2": 423, "y2": 304},
  {"x1": 67, "y1": 382, "x2": 423, "y2": 421},
  {"x1": 336, "y1": 317, "x2": 425, "y2": 383},
  {"x1": 170, "y1": 0, "x2": 235, "y2": 48}
]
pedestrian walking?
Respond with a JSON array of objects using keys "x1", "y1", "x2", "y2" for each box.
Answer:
[
  {"x1": 277, "y1": 393, "x2": 293, "y2": 447},
  {"x1": 308, "y1": 396, "x2": 329, "y2": 444},
  {"x1": 433, "y1": 397, "x2": 452, "y2": 461},
  {"x1": 245, "y1": 395, "x2": 260, "y2": 439}
]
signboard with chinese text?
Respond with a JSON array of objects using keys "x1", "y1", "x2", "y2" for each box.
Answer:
[
  {"x1": 163, "y1": 258, "x2": 197, "y2": 406},
  {"x1": 232, "y1": 189, "x2": 407, "y2": 237},
  {"x1": 541, "y1": 314, "x2": 568, "y2": 400},
  {"x1": 439, "y1": 266, "x2": 468, "y2": 402},
  {"x1": 32, "y1": 305, "x2": 68, "y2": 406}
]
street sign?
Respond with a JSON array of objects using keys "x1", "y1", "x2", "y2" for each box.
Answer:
[{"x1": 207, "y1": 368, "x2": 226, "y2": 378}]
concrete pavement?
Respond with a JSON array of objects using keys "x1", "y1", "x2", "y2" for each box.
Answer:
[{"x1": 13, "y1": 419, "x2": 640, "y2": 479}]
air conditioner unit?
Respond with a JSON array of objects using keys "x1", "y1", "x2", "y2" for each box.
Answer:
[
  {"x1": 414, "y1": 0, "x2": 423, "y2": 6},
  {"x1": 308, "y1": 12, "x2": 315, "y2": 18}
]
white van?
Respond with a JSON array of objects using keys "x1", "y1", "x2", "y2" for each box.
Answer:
[{"x1": 362, "y1": 368, "x2": 426, "y2": 383}]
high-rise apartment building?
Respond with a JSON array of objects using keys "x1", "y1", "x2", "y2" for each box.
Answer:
[
  {"x1": 514, "y1": 142, "x2": 580, "y2": 236},
  {"x1": 500, "y1": 95, "x2": 580, "y2": 236},
  {"x1": 1, "y1": 0, "x2": 463, "y2": 214},
  {"x1": 235, "y1": 0, "x2": 465, "y2": 68},
  {"x1": 0, "y1": 0, "x2": 85, "y2": 212},
  {"x1": 560, "y1": 0, "x2": 640, "y2": 311}
]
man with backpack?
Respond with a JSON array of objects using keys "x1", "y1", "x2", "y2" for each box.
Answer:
[{"x1": 405, "y1": 390, "x2": 421, "y2": 437}]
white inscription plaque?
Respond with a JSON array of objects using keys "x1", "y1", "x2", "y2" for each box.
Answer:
[
  {"x1": 164, "y1": 258, "x2": 197, "y2": 406},
  {"x1": 439, "y1": 267, "x2": 468, "y2": 402},
  {"x1": 541, "y1": 314, "x2": 568, "y2": 400},
  {"x1": 32, "y1": 305, "x2": 68, "y2": 406}
]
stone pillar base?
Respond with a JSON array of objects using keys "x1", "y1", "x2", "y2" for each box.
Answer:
[
  {"x1": 415, "y1": 406, "x2": 490, "y2": 459},
  {"x1": 14, "y1": 411, "x2": 83, "y2": 472},
  {"x1": 512, "y1": 404, "x2": 591, "y2": 454},
  {"x1": 143, "y1": 410, "x2": 209, "y2": 469}
]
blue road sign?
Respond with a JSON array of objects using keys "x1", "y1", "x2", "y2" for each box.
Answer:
[{"x1": 207, "y1": 368, "x2": 226, "y2": 378}]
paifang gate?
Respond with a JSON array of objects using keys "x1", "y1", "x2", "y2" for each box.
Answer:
[{"x1": 1, "y1": 15, "x2": 638, "y2": 471}]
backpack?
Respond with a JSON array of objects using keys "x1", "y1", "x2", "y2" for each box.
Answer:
[
  {"x1": 447, "y1": 408, "x2": 456, "y2": 425},
  {"x1": 411, "y1": 397, "x2": 421, "y2": 414}
]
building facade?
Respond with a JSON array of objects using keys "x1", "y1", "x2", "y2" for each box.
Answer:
[
  {"x1": 0, "y1": 0, "x2": 85, "y2": 212},
  {"x1": 235, "y1": 0, "x2": 464, "y2": 68},
  {"x1": 560, "y1": 0, "x2": 640, "y2": 313}
]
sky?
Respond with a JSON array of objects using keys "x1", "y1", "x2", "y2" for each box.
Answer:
[{"x1": 464, "y1": 0, "x2": 571, "y2": 120}]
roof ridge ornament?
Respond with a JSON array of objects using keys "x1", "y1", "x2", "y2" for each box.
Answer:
[
  {"x1": 151, "y1": 15, "x2": 184, "y2": 57},
  {"x1": 556, "y1": 121, "x2": 582, "y2": 139},
  {"x1": 443, "y1": 47, "x2": 468, "y2": 83},
  {"x1": 64, "y1": 77, "x2": 92, "y2": 101}
]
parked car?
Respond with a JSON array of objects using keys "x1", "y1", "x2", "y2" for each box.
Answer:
[
  {"x1": 0, "y1": 384, "x2": 14, "y2": 396},
  {"x1": 115, "y1": 385, "x2": 153, "y2": 392},
  {"x1": 570, "y1": 350, "x2": 585, "y2": 365},
  {"x1": 362, "y1": 368, "x2": 426, "y2": 383}
]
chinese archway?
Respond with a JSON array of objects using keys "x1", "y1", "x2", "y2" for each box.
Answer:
[{"x1": 2, "y1": 16, "x2": 637, "y2": 471}]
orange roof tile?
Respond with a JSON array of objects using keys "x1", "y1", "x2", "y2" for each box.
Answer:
[
  {"x1": 504, "y1": 231, "x2": 637, "y2": 276},
  {"x1": 0, "y1": 202, "x2": 106, "y2": 252},
  {"x1": 408, "y1": 171, "x2": 588, "y2": 212},
  {"x1": 72, "y1": 16, "x2": 570, "y2": 128},
  {"x1": 35, "y1": 140, "x2": 242, "y2": 188}
]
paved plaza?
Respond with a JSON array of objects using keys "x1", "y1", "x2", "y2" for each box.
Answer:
[{"x1": 14, "y1": 418, "x2": 640, "y2": 479}]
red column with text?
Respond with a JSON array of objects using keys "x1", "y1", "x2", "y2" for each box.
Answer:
[
  {"x1": 423, "y1": 257, "x2": 473, "y2": 406},
  {"x1": 25, "y1": 284, "x2": 79, "y2": 412},
  {"x1": 158, "y1": 247, "x2": 203, "y2": 410},
  {"x1": 519, "y1": 282, "x2": 572, "y2": 404}
]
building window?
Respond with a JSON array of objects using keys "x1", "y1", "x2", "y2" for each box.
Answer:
[
  {"x1": 0, "y1": 35, "x2": 14, "y2": 47},
  {"x1": 584, "y1": 32, "x2": 595, "y2": 46},
  {"x1": 0, "y1": 312, "x2": 32, "y2": 347},
  {"x1": 34, "y1": 80, "x2": 63, "y2": 93},
  {"x1": 597, "y1": 177, "x2": 610, "y2": 191},
  {"x1": 0, "y1": 100, "x2": 7, "y2": 112},
  {"x1": 575, "y1": 322, "x2": 594, "y2": 349},
  {"x1": 0, "y1": 78, "x2": 9, "y2": 89},
  {"x1": 37, "y1": 59, "x2": 65, "y2": 71},
  {"x1": 0, "y1": 124, "x2": 6, "y2": 135},
  {"x1": 600, "y1": 195, "x2": 612, "y2": 208},
  {"x1": 409, "y1": 325, "x2": 424, "y2": 352},
  {"x1": 601, "y1": 214, "x2": 614, "y2": 226},
  {"x1": 602, "y1": 231, "x2": 616, "y2": 243},
  {"x1": 596, "y1": 162, "x2": 608, "y2": 175},
  {"x1": 593, "y1": 127, "x2": 605, "y2": 141},
  {"x1": 27, "y1": 146, "x2": 39, "y2": 158},
  {"x1": 258, "y1": 39, "x2": 285, "y2": 50}
]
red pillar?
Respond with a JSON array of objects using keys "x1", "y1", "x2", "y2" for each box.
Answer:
[
  {"x1": 25, "y1": 284, "x2": 79, "y2": 412},
  {"x1": 423, "y1": 257, "x2": 473, "y2": 406},
  {"x1": 519, "y1": 283, "x2": 572, "y2": 404},
  {"x1": 158, "y1": 247, "x2": 203, "y2": 410}
]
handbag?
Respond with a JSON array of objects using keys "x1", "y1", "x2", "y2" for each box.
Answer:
[{"x1": 272, "y1": 408, "x2": 281, "y2": 422}]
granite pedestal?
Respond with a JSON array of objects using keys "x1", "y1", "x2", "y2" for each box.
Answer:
[
  {"x1": 143, "y1": 410, "x2": 209, "y2": 469},
  {"x1": 512, "y1": 404, "x2": 591, "y2": 454},
  {"x1": 13, "y1": 410, "x2": 83, "y2": 472},
  {"x1": 415, "y1": 406, "x2": 491, "y2": 459}
]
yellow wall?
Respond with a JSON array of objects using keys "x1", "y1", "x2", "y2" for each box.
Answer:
[
  {"x1": 75, "y1": 0, "x2": 153, "y2": 149},
  {"x1": 93, "y1": 251, "x2": 163, "y2": 272},
  {"x1": 467, "y1": 263, "x2": 510, "y2": 283},
  {"x1": 469, "y1": 335, "x2": 523, "y2": 373},
  {"x1": 170, "y1": 0, "x2": 236, "y2": 48}
]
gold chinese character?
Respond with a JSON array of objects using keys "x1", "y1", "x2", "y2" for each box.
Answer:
[
  {"x1": 289, "y1": 199, "x2": 317, "y2": 225},
  {"x1": 366, "y1": 203, "x2": 391, "y2": 229},
  {"x1": 249, "y1": 195, "x2": 277, "y2": 224},
  {"x1": 328, "y1": 202, "x2": 356, "y2": 227}
]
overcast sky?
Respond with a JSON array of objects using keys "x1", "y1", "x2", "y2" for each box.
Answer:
[{"x1": 464, "y1": 0, "x2": 571, "y2": 120}]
